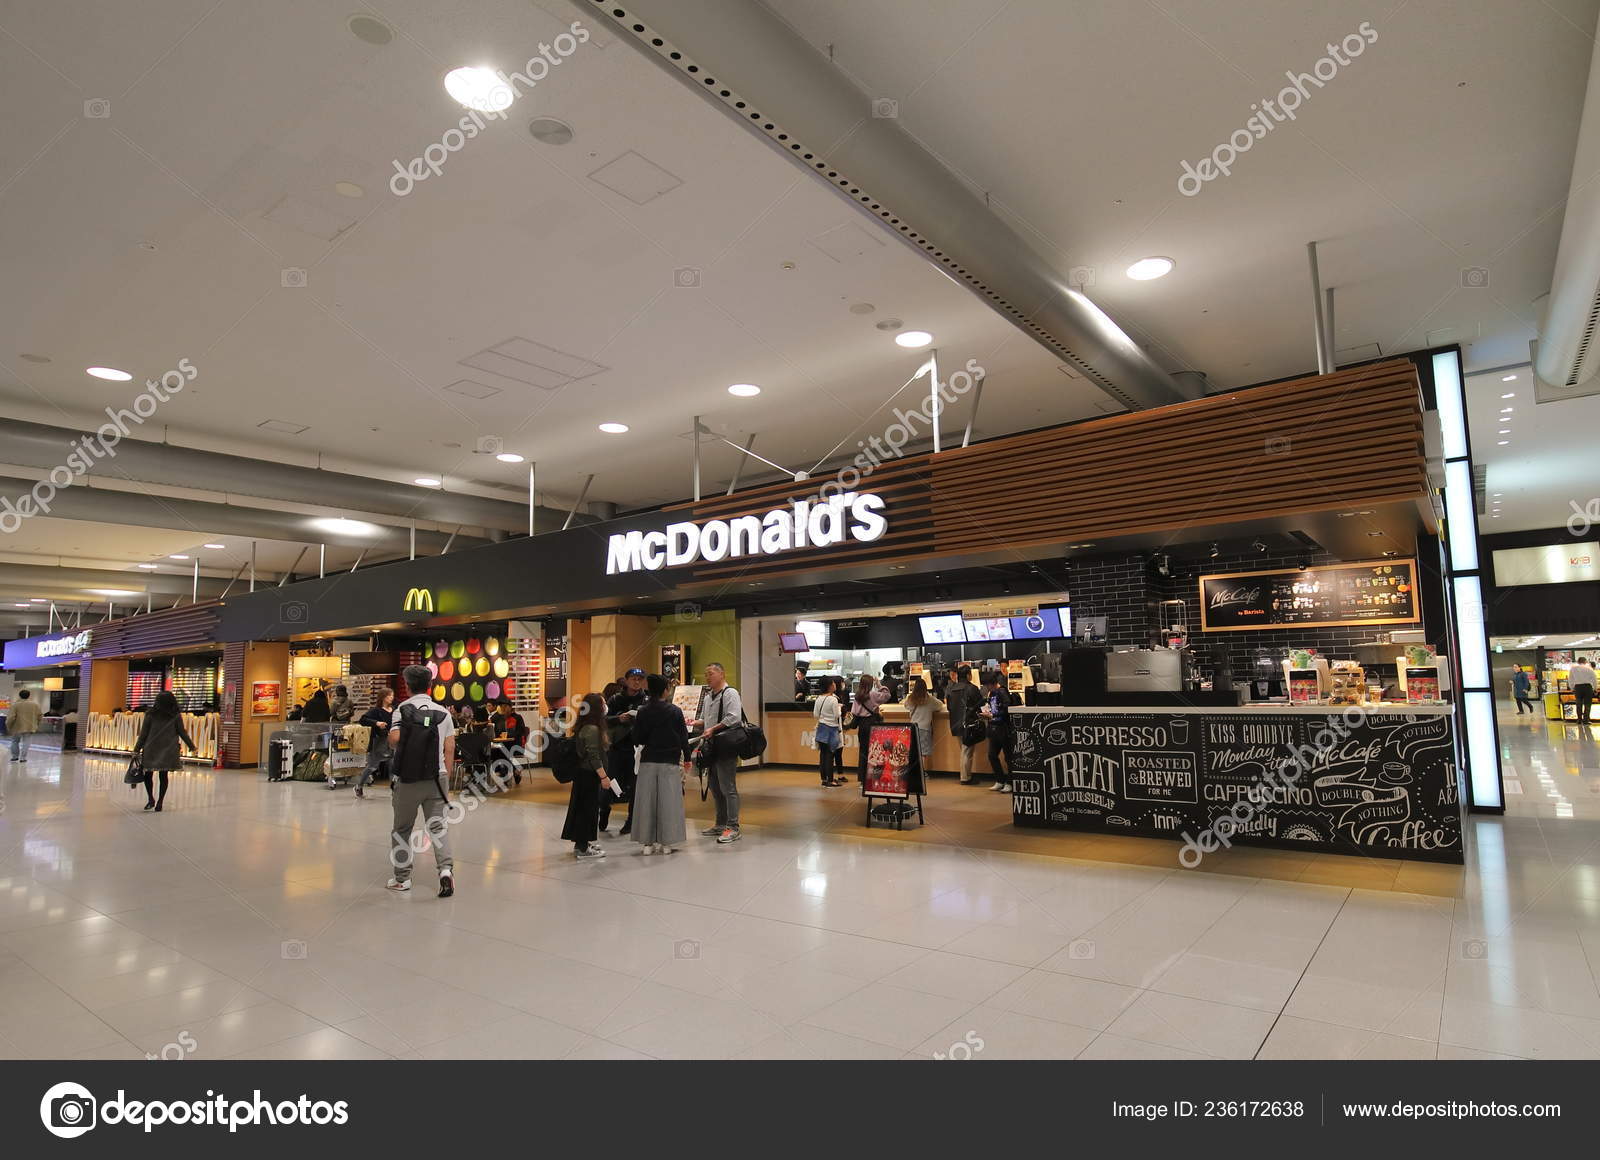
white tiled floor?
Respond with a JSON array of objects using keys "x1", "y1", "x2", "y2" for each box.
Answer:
[{"x1": 0, "y1": 710, "x2": 1597, "y2": 1060}]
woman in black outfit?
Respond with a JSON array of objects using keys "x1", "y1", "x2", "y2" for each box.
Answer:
[
  {"x1": 560, "y1": 693, "x2": 613, "y2": 859},
  {"x1": 980, "y1": 670, "x2": 1014, "y2": 792},
  {"x1": 849, "y1": 675, "x2": 885, "y2": 782},
  {"x1": 134, "y1": 691, "x2": 194, "y2": 812}
]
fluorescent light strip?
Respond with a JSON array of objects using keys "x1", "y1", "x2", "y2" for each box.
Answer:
[
  {"x1": 1442, "y1": 459, "x2": 1480, "y2": 571},
  {"x1": 1451, "y1": 575, "x2": 1492, "y2": 688},
  {"x1": 1463, "y1": 691, "x2": 1502, "y2": 811},
  {"x1": 1432, "y1": 351, "x2": 1468, "y2": 459}
]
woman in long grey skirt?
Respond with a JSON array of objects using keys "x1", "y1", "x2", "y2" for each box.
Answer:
[{"x1": 629, "y1": 673, "x2": 691, "y2": 854}]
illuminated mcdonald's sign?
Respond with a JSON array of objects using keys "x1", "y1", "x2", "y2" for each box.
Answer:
[{"x1": 403, "y1": 587, "x2": 434, "y2": 613}]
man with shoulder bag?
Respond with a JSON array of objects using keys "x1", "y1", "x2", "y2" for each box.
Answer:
[
  {"x1": 688, "y1": 663, "x2": 745, "y2": 845},
  {"x1": 385, "y1": 664, "x2": 457, "y2": 897},
  {"x1": 943, "y1": 664, "x2": 983, "y2": 785}
]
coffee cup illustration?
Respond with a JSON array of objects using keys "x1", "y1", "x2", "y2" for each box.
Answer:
[
  {"x1": 1168, "y1": 718, "x2": 1191, "y2": 746},
  {"x1": 1380, "y1": 761, "x2": 1408, "y2": 784}
]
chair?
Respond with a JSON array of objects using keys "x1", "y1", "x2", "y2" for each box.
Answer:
[{"x1": 452, "y1": 728, "x2": 492, "y2": 793}]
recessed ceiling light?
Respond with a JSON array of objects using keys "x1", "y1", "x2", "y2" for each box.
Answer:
[
  {"x1": 728, "y1": 383, "x2": 761, "y2": 397},
  {"x1": 19, "y1": 353, "x2": 50, "y2": 364},
  {"x1": 495, "y1": 452, "x2": 525, "y2": 463},
  {"x1": 1497, "y1": 440, "x2": 1509, "y2": 445},
  {"x1": 334, "y1": 181, "x2": 365, "y2": 198},
  {"x1": 1501, "y1": 374, "x2": 1517, "y2": 381},
  {"x1": 312, "y1": 517, "x2": 379, "y2": 536},
  {"x1": 169, "y1": 554, "x2": 189, "y2": 560},
  {"x1": 1492, "y1": 492, "x2": 1502, "y2": 497},
  {"x1": 599, "y1": 422, "x2": 629, "y2": 434},
  {"x1": 1498, "y1": 429, "x2": 1510, "y2": 434},
  {"x1": 444, "y1": 66, "x2": 513, "y2": 113},
  {"x1": 414, "y1": 477, "x2": 442, "y2": 487},
  {"x1": 87, "y1": 366, "x2": 132, "y2": 381},
  {"x1": 348, "y1": 14, "x2": 394, "y2": 45},
  {"x1": 527, "y1": 117, "x2": 574, "y2": 145},
  {"x1": 1500, "y1": 407, "x2": 1513, "y2": 413},
  {"x1": 895, "y1": 330, "x2": 933, "y2": 348},
  {"x1": 89, "y1": 589, "x2": 138, "y2": 597},
  {"x1": 29, "y1": 598, "x2": 47, "y2": 603},
  {"x1": 203, "y1": 543, "x2": 225, "y2": 549},
  {"x1": 1126, "y1": 256, "x2": 1175, "y2": 280},
  {"x1": 137, "y1": 564, "x2": 158, "y2": 570},
  {"x1": 1500, "y1": 392, "x2": 1515, "y2": 399},
  {"x1": 13, "y1": 603, "x2": 29, "y2": 608}
]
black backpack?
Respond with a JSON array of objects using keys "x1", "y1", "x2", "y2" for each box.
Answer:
[
  {"x1": 546, "y1": 732, "x2": 582, "y2": 784},
  {"x1": 393, "y1": 703, "x2": 447, "y2": 783}
]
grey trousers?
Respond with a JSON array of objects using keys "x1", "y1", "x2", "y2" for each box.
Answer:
[
  {"x1": 708, "y1": 753, "x2": 740, "y2": 829},
  {"x1": 631, "y1": 761, "x2": 687, "y2": 847},
  {"x1": 390, "y1": 777, "x2": 453, "y2": 881}
]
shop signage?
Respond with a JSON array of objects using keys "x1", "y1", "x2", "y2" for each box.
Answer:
[
  {"x1": 38, "y1": 630, "x2": 92, "y2": 658},
  {"x1": 4, "y1": 630, "x2": 93, "y2": 668},
  {"x1": 1491, "y1": 542, "x2": 1599, "y2": 586},
  {"x1": 403, "y1": 587, "x2": 435, "y2": 613},
  {"x1": 1008, "y1": 709, "x2": 1462, "y2": 863},
  {"x1": 605, "y1": 492, "x2": 888, "y2": 575},
  {"x1": 1198, "y1": 559, "x2": 1418, "y2": 631}
]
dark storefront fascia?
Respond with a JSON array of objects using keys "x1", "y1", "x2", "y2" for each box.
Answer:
[{"x1": 1479, "y1": 526, "x2": 1600, "y2": 635}]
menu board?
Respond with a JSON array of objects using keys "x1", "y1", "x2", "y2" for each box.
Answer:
[
  {"x1": 1009, "y1": 709, "x2": 1462, "y2": 863},
  {"x1": 1199, "y1": 559, "x2": 1418, "y2": 632}
]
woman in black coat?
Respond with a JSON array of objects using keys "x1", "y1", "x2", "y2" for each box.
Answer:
[{"x1": 134, "y1": 691, "x2": 194, "y2": 812}]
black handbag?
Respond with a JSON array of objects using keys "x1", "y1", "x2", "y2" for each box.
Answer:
[
  {"x1": 961, "y1": 719, "x2": 986, "y2": 746},
  {"x1": 123, "y1": 753, "x2": 144, "y2": 786}
]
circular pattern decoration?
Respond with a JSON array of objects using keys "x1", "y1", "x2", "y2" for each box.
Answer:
[
  {"x1": 492, "y1": 657, "x2": 510, "y2": 679},
  {"x1": 502, "y1": 678, "x2": 517, "y2": 700},
  {"x1": 450, "y1": 680, "x2": 466, "y2": 701},
  {"x1": 433, "y1": 640, "x2": 448, "y2": 659},
  {"x1": 469, "y1": 681, "x2": 485, "y2": 702},
  {"x1": 438, "y1": 660, "x2": 455, "y2": 682},
  {"x1": 466, "y1": 638, "x2": 481, "y2": 655},
  {"x1": 486, "y1": 637, "x2": 501, "y2": 657},
  {"x1": 475, "y1": 656, "x2": 491, "y2": 678},
  {"x1": 486, "y1": 680, "x2": 501, "y2": 701},
  {"x1": 450, "y1": 640, "x2": 465, "y2": 660},
  {"x1": 431, "y1": 683, "x2": 448, "y2": 702}
]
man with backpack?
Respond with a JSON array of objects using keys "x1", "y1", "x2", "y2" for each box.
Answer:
[
  {"x1": 386, "y1": 664, "x2": 457, "y2": 897},
  {"x1": 689, "y1": 662, "x2": 746, "y2": 844}
]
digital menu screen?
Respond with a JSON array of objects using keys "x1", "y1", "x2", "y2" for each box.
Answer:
[
  {"x1": 1009, "y1": 608, "x2": 1066, "y2": 640},
  {"x1": 963, "y1": 617, "x2": 1013, "y2": 642},
  {"x1": 918, "y1": 614, "x2": 966, "y2": 644}
]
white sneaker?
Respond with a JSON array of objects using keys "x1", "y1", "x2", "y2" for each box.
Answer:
[
  {"x1": 659, "y1": 845, "x2": 675, "y2": 854},
  {"x1": 386, "y1": 878, "x2": 411, "y2": 892},
  {"x1": 988, "y1": 782, "x2": 1005, "y2": 791},
  {"x1": 576, "y1": 845, "x2": 606, "y2": 859},
  {"x1": 638, "y1": 844, "x2": 656, "y2": 855}
]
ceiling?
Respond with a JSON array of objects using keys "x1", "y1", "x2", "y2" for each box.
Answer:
[
  {"x1": 1, "y1": 0, "x2": 1596, "y2": 629},
  {"x1": 1469, "y1": 362, "x2": 1600, "y2": 533}
]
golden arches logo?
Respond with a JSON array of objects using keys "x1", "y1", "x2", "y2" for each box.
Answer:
[{"x1": 403, "y1": 587, "x2": 434, "y2": 613}]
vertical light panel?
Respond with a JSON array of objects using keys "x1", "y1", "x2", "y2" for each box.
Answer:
[
  {"x1": 1432, "y1": 350, "x2": 1469, "y2": 459},
  {"x1": 1462, "y1": 691, "x2": 1502, "y2": 812},
  {"x1": 1451, "y1": 576, "x2": 1492, "y2": 688},
  {"x1": 1443, "y1": 459, "x2": 1480, "y2": 571}
]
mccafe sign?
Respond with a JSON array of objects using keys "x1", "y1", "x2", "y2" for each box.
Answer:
[
  {"x1": 606, "y1": 492, "x2": 888, "y2": 575},
  {"x1": 2, "y1": 629, "x2": 93, "y2": 669},
  {"x1": 37, "y1": 631, "x2": 91, "y2": 658}
]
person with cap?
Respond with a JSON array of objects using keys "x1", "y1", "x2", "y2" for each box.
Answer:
[{"x1": 601, "y1": 667, "x2": 648, "y2": 835}]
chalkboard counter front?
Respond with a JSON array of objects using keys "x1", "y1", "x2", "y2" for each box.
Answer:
[{"x1": 1007, "y1": 704, "x2": 1461, "y2": 864}]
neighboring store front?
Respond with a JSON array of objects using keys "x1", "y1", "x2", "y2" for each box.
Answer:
[
  {"x1": 1481, "y1": 527, "x2": 1600, "y2": 722},
  {"x1": 1, "y1": 629, "x2": 90, "y2": 750}
]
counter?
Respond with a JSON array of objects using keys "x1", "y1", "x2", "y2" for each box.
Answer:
[
  {"x1": 763, "y1": 702, "x2": 970, "y2": 773},
  {"x1": 1007, "y1": 704, "x2": 1461, "y2": 864}
]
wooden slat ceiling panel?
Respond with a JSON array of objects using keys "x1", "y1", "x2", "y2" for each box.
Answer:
[{"x1": 661, "y1": 360, "x2": 1426, "y2": 586}]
